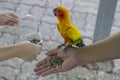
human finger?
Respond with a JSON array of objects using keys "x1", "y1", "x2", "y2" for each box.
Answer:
[
  {"x1": 34, "y1": 61, "x2": 51, "y2": 71},
  {"x1": 35, "y1": 44, "x2": 42, "y2": 55},
  {"x1": 40, "y1": 68, "x2": 58, "y2": 76},
  {"x1": 35, "y1": 65, "x2": 51, "y2": 76},
  {"x1": 6, "y1": 21, "x2": 15, "y2": 26},
  {"x1": 8, "y1": 12, "x2": 19, "y2": 18},
  {"x1": 35, "y1": 57, "x2": 49, "y2": 67},
  {"x1": 8, "y1": 15, "x2": 19, "y2": 24}
]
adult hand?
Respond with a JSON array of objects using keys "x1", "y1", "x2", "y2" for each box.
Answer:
[
  {"x1": 34, "y1": 47, "x2": 81, "y2": 76},
  {"x1": 0, "y1": 12, "x2": 19, "y2": 26}
]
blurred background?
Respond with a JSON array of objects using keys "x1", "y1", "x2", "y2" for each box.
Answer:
[{"x1": 0, "y1": 0, "x2": 120, "y2": 80}]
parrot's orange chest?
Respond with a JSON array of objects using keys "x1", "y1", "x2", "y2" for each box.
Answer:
[{"x1": 57, "y1": 23, "x2": 69, "y2": 41}]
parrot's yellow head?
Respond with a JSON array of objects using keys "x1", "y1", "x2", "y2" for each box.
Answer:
[{"x1": 53, "y1": 6, "x2": 70, "y2": 20}]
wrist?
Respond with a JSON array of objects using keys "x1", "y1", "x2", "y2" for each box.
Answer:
[
  {"x1": 11, "y1": 43, "x2": 23, "y2": 58},
  {"x1": 77, "y1": 46, "x2": 92, "y2": 65},
  {"x1": 13, "y1": 42, "x2": 28, "y2": 58},
  {"x1": 0, "y1": 13, "x2": 4, "y2": 23},
  {"x1": 0, "y1": 44, "x2": 19, "y2": 61},
  {"x1": 12, "y1": 45, "x2": 20, "y2": 58},
  {"x1": 68, "y1": 47, "x2": 88, "y2": 66}
]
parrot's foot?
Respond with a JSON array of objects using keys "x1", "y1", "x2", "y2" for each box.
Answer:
[
  {"x1": 57, "y1": 43, "x2": 66, "y2": 49},
  {"x1": 63, "y1": 45, "x2": 72, "y2": 54}
]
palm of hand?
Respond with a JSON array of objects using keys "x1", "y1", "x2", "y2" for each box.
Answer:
[{"x1": 34, "y1": 48, "x2": 79, "y2": 76}]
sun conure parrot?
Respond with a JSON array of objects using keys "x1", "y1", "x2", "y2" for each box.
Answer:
[{"x1": 53, "y1": 6, "x2": 85, "y2": 52}]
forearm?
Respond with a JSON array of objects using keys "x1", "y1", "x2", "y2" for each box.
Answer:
[
  {"x1": 0, "y1": 13, "x2": 5, "y2": 25},
  {"x1": 0, "y1": 44, "x2": 18, "y2": 61},
  {"x1": 79, "y1": 32, "x2": 120, "y2": 64}
]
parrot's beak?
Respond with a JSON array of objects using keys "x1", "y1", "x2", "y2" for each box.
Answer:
[{"x1": 53, "y1": 8, "x2": 57, "y2": 16}]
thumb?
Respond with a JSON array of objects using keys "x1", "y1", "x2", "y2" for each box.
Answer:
[
  {"x1": 8, "y1": 15, "x2": 19, "y2": 23},
  {"x1": 35, "y1": 44, "x2": 42, "y2": 54},
  {"x1": 45, "y1": 49, "x2": 58, "y2": 56}
]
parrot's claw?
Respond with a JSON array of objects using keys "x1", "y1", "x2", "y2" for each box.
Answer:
[
  {"x1": 57, "y1": 43, "x2": 66, "y2": 49},
  {"x1": 63, "y1": 45, "x2": 72, "y2": 54}
]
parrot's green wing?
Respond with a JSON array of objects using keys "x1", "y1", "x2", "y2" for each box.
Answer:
[{"x1": 67, "y1": 28, "x2": 83, "y2": 45}]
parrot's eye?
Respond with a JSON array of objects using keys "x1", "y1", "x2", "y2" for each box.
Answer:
[{"x1": 58, "y1": 10, "x2": 62, "y2": 14}]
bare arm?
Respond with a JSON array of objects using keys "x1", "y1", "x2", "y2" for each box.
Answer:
[
  {"x1": 0, "y1": 44, "x2": 17, "y2": 61},
  {"x1": 79, "y1": 31, "x2": 120, "y2": 64},
  {"x1": 0, "y1": 41, "x2": 42, "y2": 61},
  {"x1": 34, "y1": 32, "x2": 120, "y2": 76}
]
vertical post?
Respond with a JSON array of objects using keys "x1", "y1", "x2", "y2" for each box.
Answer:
[{"x1": 93, "y1": 0, "x2": 117, "y2": 42}]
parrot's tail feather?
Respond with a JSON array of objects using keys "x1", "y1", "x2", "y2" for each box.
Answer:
[{"x1": 76, "y1": 40, "x2": 85, "y2": 47}]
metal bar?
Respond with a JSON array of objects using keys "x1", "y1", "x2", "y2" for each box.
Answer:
[{"x1": 93, "y1": 0, "x2": 118, "y2": 42}]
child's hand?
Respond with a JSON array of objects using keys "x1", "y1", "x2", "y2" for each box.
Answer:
[
  {"x1": 0, "y1": 12, "x2": 19, "y2": 26},
  {"x1": 15, "y1": 41, "x2": 42, "y2": 61}
]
